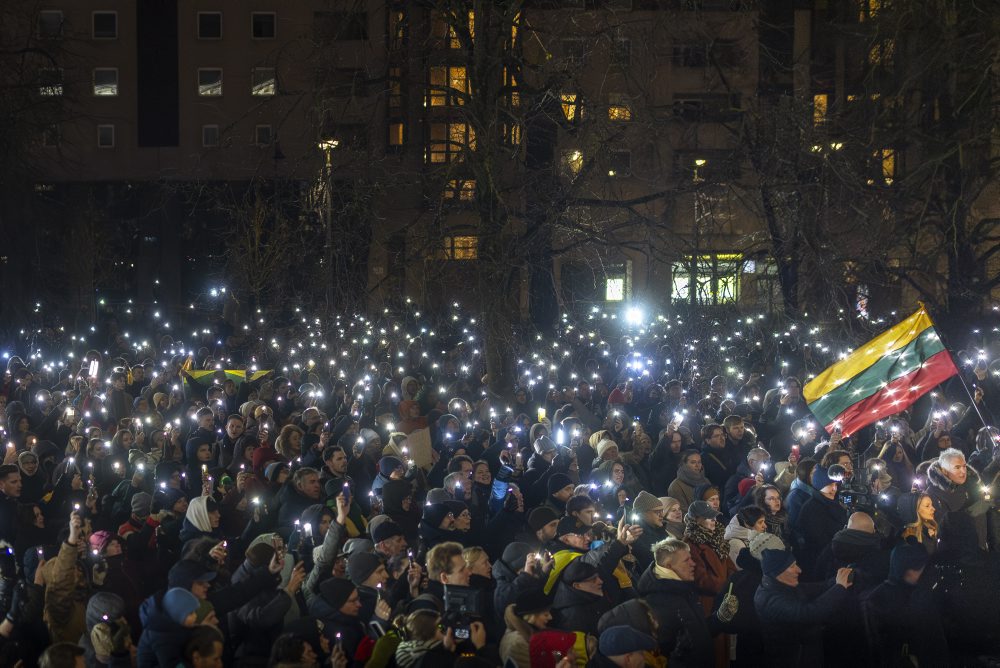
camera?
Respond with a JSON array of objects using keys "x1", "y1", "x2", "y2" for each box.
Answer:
[
  {"x1": 830, "y1": 463, "x2": 876, "y2": 513},
  {"x1": 443, "y1": 585, "x2": 483, "y2": 641}
]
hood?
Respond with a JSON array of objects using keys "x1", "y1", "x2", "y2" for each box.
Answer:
[
  {"x1": 492, "y1": 556, "x2": 520, "y2": 583},
  {"x1": 552, "y1": 581, "x2": 602, "y2": 610},
  {"x1": 138, "y1": 594, "x2": 176, "y2": 633},
  {"x1": 597, "y1": 599, "x2": 654, "y2": 635},
  {"x1": 830, "y1": 528, "x2": 881, "y2": 564},
  {"x1": 927, "y1": 460, "x2": 981, "y2": 494},
  {"x1": 724, "y1": 514, "x2": 754, "y2": 543},
  {"x1": 86, "y1": 592, "x2": 125, "y2": 631},
  {"x1": 897, "y1": 492, "x2": 920, "y2": 525}
]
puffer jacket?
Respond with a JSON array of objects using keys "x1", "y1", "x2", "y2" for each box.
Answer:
[
  {"x1": 43, "y1": 540, "x2": 88, "y2": 644},
  {"x1": 754, "y1": 575, "x2": 849, "y2": 668}
]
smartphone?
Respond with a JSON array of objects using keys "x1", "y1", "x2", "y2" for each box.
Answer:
[
  {"x1": 342, "y1": 482, "x2": 352, "y2": 506},
  {"x1": 491, "y1": 465, "x2": 513, "y2": 501},
  {"x1": 791, "y1": 445, "x2": 800, "y2": 458}
]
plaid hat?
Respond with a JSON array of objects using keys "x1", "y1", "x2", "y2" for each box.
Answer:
[
  {"x1": 631, "y1": 490, "x2": 662, "y2": 514},
  {"x1": 555, "y1": 515, "x2": 588, "y2": 538},
  {"x1": 760, "y1": 549, "x2": 796, "y2": 578},
  {"x1": 599, "y1": 625, "x2": 656, "y2": 657},
  {"x1": 529, "y1": 630, "x2": 578, "y2": 668},
  {"x1": 685, "y1": 500, "x2": 720, "y2": 522},
  {"x1": 527, "y1": 507, "x2": 559, "y2": 532}
]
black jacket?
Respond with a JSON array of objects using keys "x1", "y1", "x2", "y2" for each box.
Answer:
[
  {"x1": 551, "y1": 582, "x2": 610, "y2": 636},
  {"x1": 795, "y1": 495, "x2": 848, "y2": 578},
  {"x1": 635, "y1": 565, "x2": 712, "y2": 668},
  {"x1": 753, "y1": 575, "x2": 850, "y2": 668},
  {"x1": 227, "y1": 559, "x2": 294, "y2": 665},
  {"x1": 700, "y1": 443, "x2": 743, "y2": 490},
  {"x1": 861, "y1": 578, "x2": 948, "y2": 668}
]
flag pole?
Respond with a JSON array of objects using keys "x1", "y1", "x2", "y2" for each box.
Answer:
[{"x1": 920, "y1": 302, "x2": 991, "y2": 432}]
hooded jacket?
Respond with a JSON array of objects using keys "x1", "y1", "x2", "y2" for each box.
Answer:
[
  {"x1": 636, "y1": 565, "x2": 712, "y2": 668},
  {"x1": 754, "y1": 575, "x2": 850, "y2": 668},
  {"x1": 43, "y1": 540, "x2": 88, "y2": 644},
  {"x1": 925, "y1": 459, "x2": 991, "y2": 553},
  {"x1": 136, "y1": 592, "x2": 192, "y2": 668},
  {"x1": 79, "y1": 591, "x2": 126, "y2": 668},
  {"x1": 723, "y1": 514, "x2": 758, "y2": 566},
  {"x1": 551, "y1": 580, "x2": 609, "y2": 636},
  {"x1": 227, "y1": 558, "x2": 295, "y2": 663}
]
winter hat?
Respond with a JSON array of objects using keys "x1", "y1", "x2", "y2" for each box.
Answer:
[
  {"x1": 533, "y1": 436, "x2": 556, "y2": 456},
  {"x1": 738, "y1": 478, "x2": 757, "y2": 498},
  {"x1": 163, "y1": 588, "x2": 200, "y2": 625},
  {"x1": 811, "y1": 466, "x2": 838, "y2": 491},
  {"x1": 422, "y1": 502, "x2": 453, "y2": 528},
  {"x1": 530, "y1": 631, "x2": 579, "y2": 668},
  {"x1": 889, "y1": 544, "x2": 929, "y2": 581},
  {"x1": 561, "y1": 558, "x2": 599, "y2": 585},
  {"x1": 693, "y1": 483, "x2": 720, "y2": 503},
  {"x1": 425, "y1": 488, "x2": 452, "y2": 504},
  {"x1": 596, "y1": 439, "x2": 619, "y2": 460},
  {"x1": 319, "y1": 577, "x2": 356, "y2": 609},
  {"x1": 685, "y1": 500, "x2": 720, "y2": 522},
  {"x1": 153, "y1": 392, "x2": 167, "y2": 408},
  {"x1": 359, "y1": 428, "x2": 380, "y2": 445},
  {"x1": 378, "y1": 456, "x2": 403, "y2": 478},
  {"x1": 154, "y1": 487, "x2": 186, "y2": 514},
  {"x1": 283, "y1": 616, "x2": 325, "y2": 657},
  {"x1": 444, "y1": 500, "x2": 467, "y2": 518},
  {"x1": 599, "y1": 625, "x2": 656, "y2": 657},
  {"x1": 381, "y1": 479, "x2": 413, "y2": 514},
  {"x1": 371, "y1": 519, "x2": 404, "y2": 544},
  {"x1": 760, "y1": 549, "x2": 796, "y2": 578},
  {"x1": 547, "y1": 473, "x2": 574, "y2": 496},
  {"x1": 128, "y1": 449, "x2": 148, "y2": 466},
  {"x1": 131, "y1": 492, "x2": 152, "y2": 518},
  {"x1": 167, "y1": 560, "x2": 218, "y2": 589},
  {"x1": 86, "y1": 591, "x2": 125, "y2": 631},
  {"x1": 89, "y1": 530, "x2": 115, "y2": 554},
  {"x1": 501, "y1": 542, "x2": 535, "y2": 571},
  {"x1": 896, "y1": 493, "x2": 921, "y2": 526},
  {"x1": 555, "y1": 515, "x2": 588, "y2": 538},
  {"x1": 245, "y1": 542, "x2": 276, "y2": 568},
  {"x1": 17, "y1": 451, "x2": 37, "y2": 468},
  {"x1": 748, "y1": 532, "x2": 786, "y2": 560},
  {"x1": 347, "y1": 551, "x2": 383, "y2": 586},
  {"x1": 338, "y1": 538, "x2": 374, "y2": 559},
  {"x1": 632, "y1": 490, "x2": 662, "y2": 515},
  {"x1": 528, "y1": 507, "x2": 559, "y2": 532},
  {"x1": 513, "y1": 588, "x2": 552, "y2": 616}
]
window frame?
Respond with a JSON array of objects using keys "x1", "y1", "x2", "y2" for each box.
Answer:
[
  {"x1": 197, "y1": 68, "x2": 224, "y2": 97},
  {"x1": 93, "y1": 68, "x2": 119, "y2": 96},
  {"x1": 92, "y1": 11, "x2": 118, "y2": 39},
  {"x1": 202, "y1": 124, "x2": 221, "y2": 147},
  {"x1": 610, "y1": 38, "x2": 631, "y2": 66},
  {"x1": 38, "y1": 68, "x2": 64, "y2": 97},
  {"x1": 254, "y1": 124, "x2": 273, "y2": 146},
  {"x1": 37, "y1": 10, "x2": 64, "y2": 39},
  {"x1": 251, "y1": 12, "x2": 276, "y2": 39},
  {"x1": 97, "y1": 124, "x2": 116, "y2": 149},
  {"x1": 197, "y1": 12, "x2": 223, "y2": 40},
  {"x1": 251, "y1": 67, "x2": 277, "y2": 97}
]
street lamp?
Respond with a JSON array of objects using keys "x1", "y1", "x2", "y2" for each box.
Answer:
[{"x1": 317, "y1": 139, "x2": 340, "y2": 311}]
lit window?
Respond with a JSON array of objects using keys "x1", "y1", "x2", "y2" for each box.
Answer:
[
  {"x1": 443, "y1": 236, "x2": 478, "y2": 260},
  {"x1": 93, "y1": 12, "x2": 118, "y2": 39},
  {"x1": 388, "y1": 122, "x2": 404, "y2": 148},
  {"x1": 252, "y1": 68, "x2": 276, "y2": 96},
  {"x1": 93, "y1": 68, "x2": 118, "y2": 96},
  {"x1": 879, "y1": 148, "x2": 895, "y2": 184},
  {"x1": 813, "y1": 93, "x2": 828, "y2": 125},
  {"x1": 562, "y1": 149, "x2": 583, "y2": 177},
  {"x1": 504, "y1": 123, "x2": 522, "y2": 146},
  {"x1": 255, "y1": 125, "x2": 273, "y2": 146},
  {"x1": 868, "y1": 39, "x2": 895, "y2": 68},
  {"x1": 202, "y1": 125, "x2": 220, "y2": 147},
  {"x1": 37, "y1": 11, "x2": 63, "y2": 39},
  {"x1": 428, "y1": 66, "x2": 468, "y2": 106},
  {"x1": 608, "y1": 94, "x2": 632, "y2": 121},
  {"x1": 251, "y1": 12, "x2": 276, "y2": 39},
  {"x1": 198, "y1": 69, "x2": 223, "y2": 96},
  {"x1": 427, "y1": 123, "x2": 474, "y2": 163},
  {"x1": 561, "y1": 93, "x2": 579, "y2": 121},
  {"x1": 433, "y1": 11, "x2": 475, "y2": 49},
  {"x1": 97, "y1": 125, "x2": 115, "y2": 148},
  {"x1": 606, "y1": 278, "x2": 625, "y2": 301},
  {"x1": 198, "y1": 12, "x2": 222, "y2": 39},
  {"x1": 671, "y1": 254, "x2": 741, "y2": 305},
  {"x1": 860, "y1": 0, "x2": 882, "y2": 21},
  {"x1": 39, "y1": 69, "x2": 63, "y2": 96},
  {"x1": 444, "y1": 180, "x2": 476, "y2": 201}
]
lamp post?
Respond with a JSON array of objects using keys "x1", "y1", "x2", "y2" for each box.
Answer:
[{"x1": 317, "y1": 139, "x2": 339, "y2": 313}]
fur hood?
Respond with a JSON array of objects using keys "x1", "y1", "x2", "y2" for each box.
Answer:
[{"x1": 927, "y1": 459, "x2": 981, "y2": 494}]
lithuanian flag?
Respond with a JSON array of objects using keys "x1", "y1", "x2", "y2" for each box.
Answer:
[{"x1": 803, "y1": 306, "x2": 958, "y2": 435}]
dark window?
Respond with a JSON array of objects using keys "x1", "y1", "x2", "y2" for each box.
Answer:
[
  {"x1": 97, "y1": 125, "x2": 116, "y2": 148},
  {"x1": 314, "y1": 12, "x2": 368, "y2": 42},
  {"x1": 255, "y1": 125, "x2": 272, "y2": 145},
  {"x1": 672, "y1": 45, "x2": 708, "y2": 67},
  {"x1": 611, "y1": 39, "x2": 631, "y2": 66},
  {"x1": 93, "y1": 12, "x2": 118, "y2": 39},
  {"x1": 198, "y1": 12, "x2": 222, "y2": 39},
  {"x1": 202, "y1": 125, "x2": 220, "y2": 147},
  {"x1": 561, "y1": 38, "x2": 586, "y2": 65},
  {"x1": 671, "y1": 93, "x2": 741, "y2": 121},
  {"x1": 252, "y1": 13, "x2": 276, "y2": 39},
  {"x1": 37, "y1": 11, "x2": 63, "y2": 39}
]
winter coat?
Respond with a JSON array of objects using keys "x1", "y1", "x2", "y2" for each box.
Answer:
[
  {"x1": 785, "y1": 478, "x2": 819, "y2": 532},
  {"x1": 861, "y1": 579, "x2": 949, "y2": 668},
  {"x1": 723, "y1": 515, "x2": 757, "y2": 566},
  {"x1": 491, "y1": 557, "x2": 540, "y2": 627},
  {"x1": 712, "y1": 549, "x2": 765, "y2": 665},
  {"x1": 753, "y1": 575, "x2": 850, "y2": 668},
  {"x1": 227, "y1": 559, "x2": 295, "y2": 664},
  {"x1": 498, "y1": 604, "x2": 534, "y2": 668},
  {"x1": 636, "y1": 565, "x2": 712, "y2": 668},
  {"x1": 307, "y1": 596, "x2": 367, "y2": 662},
  {"x1": 136, "y1": 593, "x2": 193, "y2": 668},
  {"x1": 795, "y1": 494, "x2": 848, "y2": 578},
  {"x1": 701, "y1": 444, "x2": 743, "y2": 490},
  {"x1": 686, "y1": 540, "x2": 737, "y2": 615},
  {"x1": 632, "y1": 518, "x2": 668, "y2": 573},
  {"x1": 551, "y1": 582, "x2": 610, "y2": 636},
  {"x1": 925, "y1": 460, "x2": 991, "y2": 554},
  {"x1": 42, "y1": 540, "x2": 88, "y2": 644}
]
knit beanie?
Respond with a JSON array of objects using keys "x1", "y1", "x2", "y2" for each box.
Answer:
[
  {"x1": 528, "y1": 507, "x2": 559, "y2": 532},
  {"x1": 131, "y1": 492, "x2": 152, "y2": 518},
  {"x1": 425, "y1": 488, "x2": 452, "y2": 505},
  {"x1": 163, "y1": 588, "x2": 200, "y2": 625},
  {"x1": 547, "y1": 473, "x2": 574, "y2": 496},
  {"x1": 760, "y1": 549, "x2": 796, "y2": 578},
  {"x1": 530, "y1": 631, "x2": 579, "y2": 668},
  {"x1": 748, "y1": 532, "x2": 786, "y2": 560},
  {"x1": 811, "y1": 466, "x2": 837, "y2": 491},
  {"x1": 513, "y1": 588, "x2": 552, "y2": 616},
  {"x1": 422, "y1": 502, "x2": 453, "y2": 528},
  {"x1": 371, "y1": 519, "x2": 404, "y2": 544},
  {"x1": 378, "y1": 456, "x2": 403, "y2": 478},
  {"x1": 501, "y1": 542, "x2": 535, "y2": 571},
  {"x1": 320, "y1": 577, "x2": 356, "y2": 609},
  {"x1": 632, "y1": 490, "x2": 662, "y2": 514},
  {"x1": 596, "y1": 439, "x2": 619, "y2": 460},
  {"x1": 346, "y1": 551, "x2": 383, "y2": 586},
  {"x1": 533, "y1": 436, "x2": 556, "y2": 456}
]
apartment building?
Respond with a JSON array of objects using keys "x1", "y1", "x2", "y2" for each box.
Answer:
[{"x1": 19, "y1": 1, "x2": 772, "y2": 314}]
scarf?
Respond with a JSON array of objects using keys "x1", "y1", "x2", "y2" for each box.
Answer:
[
  {"x1": 684, "y1": 516, "x2": 729, "y2": 561},
  {"x1": 654, "y1": 563, "x2": 682, "y2": 580},
  {"x1": 395, "y1": 639, "x2": 442, "y2": 668},
  {"x1": 185, "y1": 496, "x2": 213, "y2": 532},
  {"x1": 664, "y1": 519, "x2": 685, "y2": 539},
  {"x1": 676, "y1": 465, "x2": 708, "y2": 488},
  {"x1": 764, "y1": 511, "x2": 787, "y2": 539}
]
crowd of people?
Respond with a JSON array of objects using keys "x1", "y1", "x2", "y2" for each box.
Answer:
[{"x1": 2, "y1": 300, "x2": 1000, "y2": 668}]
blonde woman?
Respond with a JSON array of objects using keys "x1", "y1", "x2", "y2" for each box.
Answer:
[
  {"x1": 274, "y1": 424, "x2": 304, "y2": 460},
  {"x1": 899, "y1": 492, "x2": 938, "y2": 555}
]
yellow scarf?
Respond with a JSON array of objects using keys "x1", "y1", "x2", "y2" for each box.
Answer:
[{"x1": 654, "y1": 563, "x2": 682, "y2": 580}]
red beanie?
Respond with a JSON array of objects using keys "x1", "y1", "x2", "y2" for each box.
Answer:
[
  {"x1": 738, "y1": 477, "x2": 756, "y2": 498},
  {"x1": 530, "y1": 631, "x2": 578, "y2": 668}
]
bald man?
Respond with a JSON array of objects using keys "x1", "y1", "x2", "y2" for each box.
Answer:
[
  {"x1": 819, "y1": 511, "x2": 890, "y2": 587},
  {"x1": 847, "y1": 511, "x2": 875, "y2": 534}
]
